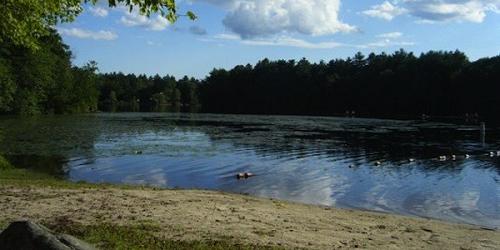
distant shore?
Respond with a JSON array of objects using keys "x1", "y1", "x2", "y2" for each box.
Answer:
[{"x1": 1, "y1": 168, "x2": 499, "y2": 249}]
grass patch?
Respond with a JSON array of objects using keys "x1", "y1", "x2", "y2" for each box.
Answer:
[
  {"x1": 0, "y1": 220, "x2": 8, "y2": 231},
  {"x1": 0, "y1": 167, "x2": 155, "y2": 190},
  {"x1": 0, "y1": 167, "x2": 89, "y2": 188},
  {"x1": 46, "y1": 220, "x2": 283, "y2": 250}
]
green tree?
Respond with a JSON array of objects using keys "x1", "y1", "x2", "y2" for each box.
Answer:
[
  {"x1": 0, "y1": 28, "x2": 91, "y2": 115},
  {"x1": 151, "y1": 92, "x2": 167, "y2": 112},
  {"x1": 104, "y1": 91, "x2": 118, "y2": 112},
  {"x1": 70, "y1": 61, "x2": 100, "y2": 112},
  {"x1": 130, "y1": 96, "x2": 140, "y2": 112},
  {"x1": 0, "y1": 58, "x2": 16, "y2": 113},
  {"x1": 8, "y1": 30, "x2": 65, "y2": 115},
  {"x1": 1, "y1": 0, "x2": 196, "y2": 50},
  {"x1": 170, "y1": 88, "x2": 181, "y2": 112},
  {"x1": 178, "y1": 76, "x2": 200, "y2": 112}
]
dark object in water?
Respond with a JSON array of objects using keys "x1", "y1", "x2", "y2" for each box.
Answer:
[
  {"x1": 480, "y1": 226, "x2": 498, "y2": 231},
  {"x1": 236, "y1": 172, "x2": 255, "y2": 179},
  {"x1": 134, "y1": 150, "x2": 143, "y2": 155},
  {"x1": 0, "y1": 220, "x2": 96, "y2": 250}
]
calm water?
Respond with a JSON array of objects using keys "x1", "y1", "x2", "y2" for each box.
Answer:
[{"x1": 1, "y1": 113, "x2": 499, "y2": 228}]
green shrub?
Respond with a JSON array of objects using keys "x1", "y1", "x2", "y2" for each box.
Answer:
[{"x1": 0, "y1": 155, "x2": 12, "y2": 170}]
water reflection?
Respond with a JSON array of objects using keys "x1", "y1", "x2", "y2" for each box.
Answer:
[{"x1": 0, "y1": 113, "x2": 499, "y2": 228}]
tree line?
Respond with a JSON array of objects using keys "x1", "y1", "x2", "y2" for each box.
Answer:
[
  {"x1": 200, "y1": 50, "x2": 500, "y2": 120},
  {"x1": 98, "y1": 73, "x2": 200, "y2": 113},
  {"x1": 0, "y1": 29, "x2": 200, "y2": 115},
  {"x1": 1, "y1": 29, "x2": 499, "y2": 121}
]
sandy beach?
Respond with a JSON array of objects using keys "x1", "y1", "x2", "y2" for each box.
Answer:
[{"x1": 1, "y1": 184, "x2": 499, "y2": 249}]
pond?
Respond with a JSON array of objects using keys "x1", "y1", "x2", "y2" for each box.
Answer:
[{"x1": 1, "y1": 113, "x2": 499, "y2": 228}]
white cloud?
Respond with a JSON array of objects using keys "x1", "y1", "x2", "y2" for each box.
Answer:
[
  {"x1": 241, "y1": 37, "x2": 344, "y2": 49},
  {"x1": 189, "y1": 25, "x2": 208, "y2": 35},
  {"x1": 89, "y1": 7, "x2": 109, "y2": 17},
  {"x1": 213, "y1": 33, "x2": 240, "y2": 40},
  {"x1": 59, "y1": 28, "x2": 118, "y2": 40},
  {"x1": 405, "y1": 0, "x2": 490, "y2": 23},
  {"x1": 209, "y1": 32, "x2": 414, "y2": 49},
  {"x1": 212, "y1": 33, "x2": 344, "y2": 49},
  {"x1": 377, "y1": 32, "x2": 403, "y2": 39},
  {"x1": 197, "y1": 0, "x2": 356, "y2": 38},
  {"x1": 364, "y1": 0, "x2": 500, "y2": 23},
  {"x1": 362, "y1": 1, "x2": 408, "y2": 20},
  {"x1": 359, "y1": 32, "x2": 414, "y2": 48},
  {"x1": 120, "y1": 11, "x2": 169, "y2": 31},
  {"x1": 360, "y1": 39, "x2": 415, "y2": 48},
  {"x1": 486, "y1": 1, "x2": 500, "y2": 13}
]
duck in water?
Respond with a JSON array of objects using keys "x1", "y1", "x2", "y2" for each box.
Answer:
[{"x1": 236, "y1": 172, "x2": 255, "y2": 179}]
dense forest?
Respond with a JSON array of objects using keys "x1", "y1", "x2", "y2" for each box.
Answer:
[
  {"x1": 0, "y1": 29, "x2": 98, "y2": 115},
  {"x1": 0, "y1": 29, "x2": 200, "y2": 114},
  {"x1": 98, "y1": 73, "x2": 200, "y2": 113},
  {"x1": 201, "y1": 51, "x2": 500, "y2": 120},
  {"x1": 1, "y1": 29, "x2": 499, "y2": 120}
]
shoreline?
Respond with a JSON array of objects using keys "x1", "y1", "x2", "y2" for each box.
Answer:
[{"x1": 1, "y1": 169, "x2": 499, "y2": 249}]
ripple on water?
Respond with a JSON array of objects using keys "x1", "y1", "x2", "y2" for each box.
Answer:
[{"x1": 0, "y1": 113, "x2": 499, "y2": 228}]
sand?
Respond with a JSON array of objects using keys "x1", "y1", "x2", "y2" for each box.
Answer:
[{"x1": 1, "y1": 184, "x2": 499, "y2": 249}]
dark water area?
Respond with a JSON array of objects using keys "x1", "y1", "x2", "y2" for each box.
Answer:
[{"x1": 1, "y1": 113, "x2": 499, "y2": 228}]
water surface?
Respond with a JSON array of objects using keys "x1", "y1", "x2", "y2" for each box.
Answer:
[{"x1": 1, "y1": 113, "x2": 499, "y2": 228}]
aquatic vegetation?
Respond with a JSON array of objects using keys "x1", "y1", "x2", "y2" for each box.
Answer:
[{"x1": 1, "y1": 113, "x2": 499, "y2": 228}]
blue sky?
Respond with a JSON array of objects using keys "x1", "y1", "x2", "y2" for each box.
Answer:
[{"x1": 58, "y1": 0, "x2": 500, "y2": 79}]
